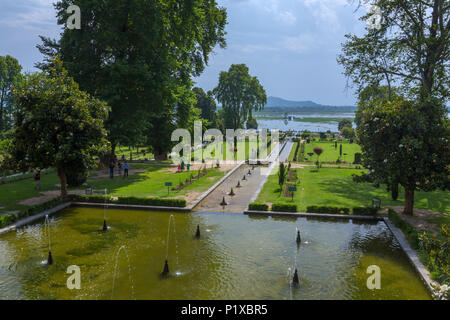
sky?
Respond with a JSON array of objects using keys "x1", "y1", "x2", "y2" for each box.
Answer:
[{"x1": 0, "y1": 0, "x2": 370, "y2": 106}]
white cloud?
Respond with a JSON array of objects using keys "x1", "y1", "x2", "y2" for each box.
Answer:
[
  {"x1": 0, "y1": 0, "x2": 57, "y2": 31},
  {"x1": 282, "y1": 33, "x2": 319, "y2": 53},
  {"x1": 239, "y1": 44, "x2": 280, "y2": 54},
  {"x1": 244, "y1": 0, "x2": 297, "y2": 25},
  {"x1": 303, "y1": 0, "x2": 351, "y2": 31}
]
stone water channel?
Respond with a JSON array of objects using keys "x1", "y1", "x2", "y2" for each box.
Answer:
[{"x1": 193, "y1": 141, "x2": 293, "y2": 213}]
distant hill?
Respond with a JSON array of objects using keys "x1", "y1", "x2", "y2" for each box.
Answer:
[{"x1": 266, "y1": 96, "x2": 354, "y2": 109}]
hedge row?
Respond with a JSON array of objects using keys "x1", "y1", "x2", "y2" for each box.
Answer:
[
  {"x1": 388, "y1": 209, "x2": 419, "y2": 249},
  {"x1": 248, "y1": 203, "x2": 269, "y2": 211},
  {"x1": 69, "y1": 194, "x2": 187, "y2": 208},
  {"x1": 353, "y1": 207, "x2": 378, "y2": 216},
  {"x1": 19, "y1": 197, "x2": 66, "y2": 219},
  {"x1": 248, "y1": 203, "x2": 298, "y2": 212},
  {"x1": 272, "y1": 203, "x2": 298, "y2": 212},
  {"x1": 307, "y1": 206, "x2": 350, "y2": 215}
]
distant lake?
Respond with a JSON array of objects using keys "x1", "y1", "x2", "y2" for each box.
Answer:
[{"x1": 255, "y1": 111, "x2": 356, "y2": 132}]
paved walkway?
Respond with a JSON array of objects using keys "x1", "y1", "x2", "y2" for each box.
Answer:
[{"x1": 193, "y1": 140, "x2": 293, "y2": 213}]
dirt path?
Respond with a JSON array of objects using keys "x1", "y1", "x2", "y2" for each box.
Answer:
[{"x1": 18, "y1": 190, "x2": 86, "y2": 206}]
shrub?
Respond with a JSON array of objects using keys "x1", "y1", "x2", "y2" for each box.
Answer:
[
  {"x1": 248, "y1": 203, "x2": 269, "y2": 211},
  {"x1": 418, "y1": 225, "x2": 449, "y2": 285},
  {"x1": 388, "y1": 209, "x2": 419, "y2": 249},
  {"x1": 19, "y1": 197, "x2": 66, "y2": 219},
  {"x1": 0, "y1": 214, "x2": 17, "y2": 228},
  {"x1": 354, "y1": 153, "x2": 362, "y2": 164},
  {"x1": 306, "y1": 206, "x2": 350, "y2": 215},
  {"x1": 272, "y1": 203, "x2": 297, "y2": 212},
  {"x1": 353, "y1": 207, "x2": 378, "y2": 216},
  {"x1": 69, "y1": 194, "x2": 186, "y2": 208}
]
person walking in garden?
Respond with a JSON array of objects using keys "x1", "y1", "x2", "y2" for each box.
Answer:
[
  {"x1": 123, "y1": 161, "x2": 129, "y2": 177},
  {"x1": 109, "y1": 161, "x2": 115, "y2": 178},
  {"x1": 34, "y1": 169, "x2": 41, "y2": 190}
]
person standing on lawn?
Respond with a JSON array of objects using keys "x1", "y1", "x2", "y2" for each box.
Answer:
[
  {"x1": 34, "y1": 169, "x2": 41, "y2": 190},
  {"x1": 118, "y1": 161, "x2": 122, "y2": 175},
  {"x1": 123, "y1": 161, "x2": 129, "y2": 177}
]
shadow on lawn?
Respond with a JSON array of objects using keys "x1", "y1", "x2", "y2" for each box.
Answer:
[
  {"x1": 315, "y1": 173, "x2": 449, "y2": 213},
  {"x1": 314, "y1": 175, "x2": 396, "y2": 208},
  {"x1": 81, "y1": 165, "x2": 164, "y2": 196}
]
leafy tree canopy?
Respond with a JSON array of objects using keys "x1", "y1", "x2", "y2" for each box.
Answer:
[
  {"x1": 6, "y1": 58, "x2": 109, "y2": 196},
  {"x1": 0, "y1": 55, "x2": 22, "y2": 132},
  {"x1": 213, "y1": 64, "x2": 267, "y2": 130},
  {"x1": 37, "y1": 0, "x2": 227, "y2": 159}
]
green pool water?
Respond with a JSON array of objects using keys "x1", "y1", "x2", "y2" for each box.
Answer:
[{"x1": 0, "y1": 207, "x2": 431, "y2": 300}]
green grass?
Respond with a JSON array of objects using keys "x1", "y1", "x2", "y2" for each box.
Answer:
[
  {"x1": 0, "y1": 171, "x2": 62, "y2": 214},
  {"x1": 115, "y1": 145, "x2": 154, "y2": 161},
  {"x1": 288, "y1": 142, "x2": 299, "y2": 162},
  {"x1": 84, "y1": 165, "x2": 225, "y2": 199},
  {"x1": 257, "y1": 166, "x2": 450, "y2": 214},
  {"x1": 191, "y1": 137, "x2": 272, "y2": 162},
  {"x1": 301, "y1": 140, "x2": 361, "y2": 163},
  {"x1": 0, "y1": 164, "x2": 227, "y2": 214}
]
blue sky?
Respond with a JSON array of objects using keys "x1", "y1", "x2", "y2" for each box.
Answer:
[{"x1": 0, "y1": 0, "x2": 369, "y2": 106}]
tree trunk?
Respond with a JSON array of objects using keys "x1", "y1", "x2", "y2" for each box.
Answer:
[
  {"x1": 404, "y1": 188, "x2": 415, "y2": 216},
  {"x1": 154, "y1": 149, "x2": 167, "y2": 161},
  {"x1": 57, "y1": 166, "x2": 68, "y2": 198}
]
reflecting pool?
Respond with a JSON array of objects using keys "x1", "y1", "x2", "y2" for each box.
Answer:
[{"x1": 0, "y1": 207, "x2": 431, "y2": 299}]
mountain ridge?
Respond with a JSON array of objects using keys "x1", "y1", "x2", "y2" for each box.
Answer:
[{"x1": 266, "y1": 96, "x2": 355, "y2": 108}]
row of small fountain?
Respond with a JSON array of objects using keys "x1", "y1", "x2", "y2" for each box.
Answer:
[{"x1": 42, "y1": 182, "x2": 303, "y2": 295}]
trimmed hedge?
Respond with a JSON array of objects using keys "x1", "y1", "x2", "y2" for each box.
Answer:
[
  {"x1": 248, "y1": 203, "x2": 269, "y2": 211},
  {"x1": 69, "y1": 194, "x2": 187, "y2": 208},
  {"x1": 388, "y1": 209, "x2": 419, "y2": 249},
  {"x1": 272, "y1": 203, "x2": 298, "y2": 212},
  {"x1": 0, "y1": 214, "x2": 17, "y2": 228},
  {"x1": 19, "y1": 197, "x2": 65, "y2": 219},
  {"x1": 306, "y1": 206, "x2": 350, "y2": 215},
  {"x1": 353, "y1": 207, "x2": 378, "y2": 216}
]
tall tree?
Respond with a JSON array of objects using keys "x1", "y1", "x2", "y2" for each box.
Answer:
[
  {"x1": 6, "y1": 58, "x2": 109, "y2": 197},
  {"x1": 338, "y1": 0, "x2": 449, "y2": 101},
  {"x1": 37, "y1": 0, "x2": 227, "y2": 160},
  {"x1": 0, "y1": 55, "x2": 22, "y2": 132},
  {"x1": 193, "y1": 87, "x2": 217, "y2": 128},
  {"x1": 338, "y1": 0, "x2": 449, "y2": 215},
  {"x1": 213, "y1": 64, "x2": 266, "y2": 130},
  {"x1": 355, "y1": 97, "x2": 448, "y2": 215}
]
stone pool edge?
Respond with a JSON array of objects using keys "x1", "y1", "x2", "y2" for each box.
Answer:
[{"x1": 383, "y1": 217, "x2": 440, "y2": 299}]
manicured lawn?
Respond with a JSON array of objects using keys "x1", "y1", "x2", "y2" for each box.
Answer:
[
  {"x1": 0, "y1": 164, "x2": 228, "y2": 214},
  {"x1": 301, "y1": 140, "x2": 361, "y2": 163},
  {"x1": 115, "y1": 145, "x2": 154, "y2": 161},
  {"x1": 256, "y1": 166, "x2": 450, "y2": 214},
  {"x1": 84, "y1": 165, "x2": 225, "y2": 199},
  {"x1": 0, "y1": 171, "x2": 62, "y2": 214},
  {"x1": 192, "y1": 137, "x2": 273, "y2": 162},
  {"x1": 288, "y1": 142, "x2": 298, "y2": 161}
]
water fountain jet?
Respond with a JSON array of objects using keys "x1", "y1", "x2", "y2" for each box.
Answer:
[
  {"x1": 296, "y1": 229, "x2": 301, "y2": 245},
  {"x1": 236, "y1": 181, "x2": 241, "y2": 188},
  {"x1": 44, "y1": 215, "x2": 53, "y2": 265},
  {"x1": 229, "y1": 188, "x2": 235, "y2": 196},
  {"x1": 242, "y1": 175, "x2": 246, "y2": 181},
  {"x1": 102, "y1": 188, "x2": 109, "y2": 231}
]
